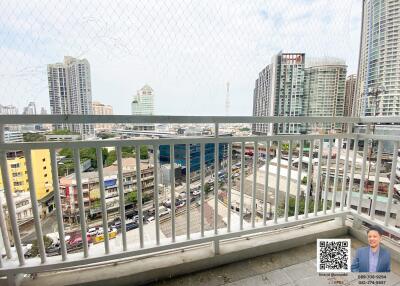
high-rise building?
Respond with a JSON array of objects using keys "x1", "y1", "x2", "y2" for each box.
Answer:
[
  {"x1": 47, "y1": 56, "x2": 94, "y2": 136},
  {"x1": 92, "y1": 101, "x2": 114, "y2": 131},
  {"x1": 252, "y1": 65, "x2": 273, "y2": 135},
  {"x1": 131, "y1": 85, "x2": 155, "y2": 131},
  {"x1": 345, "y1": 74, "x2": 357, "y2": 117},
  {"x1": 132, "y1": 85, "x2": 154, "y2": 115},
  {"x1": 304, "y1": 58, "x2": 347, "y2": 132},
  {"x1": 253, "y1": 52, "x2": 305, "y2": 135},
  {"x1": 22, "y1": 102, "x2": 36, "y2": 115},
  {"x1": 355, "y1": 0, "x2": 400, "y2": 117},
  {"x1": 0, "y1": 105, "x2": 18, "y2": 115}
]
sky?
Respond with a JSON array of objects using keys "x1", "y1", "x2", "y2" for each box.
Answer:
[{"x1": 0, "y1": 0, "x2": 362, "y2": 116}]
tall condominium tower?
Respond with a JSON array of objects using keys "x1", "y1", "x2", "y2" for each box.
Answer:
[
  {"x1": 23, "y1": 102, "x2": 37, "y2": 115},
  {"x1": 131, "y1": 85, "x2": 155, "y2": 131},
  {"x1": 131, "y1": 85, "x2": 154, "y2": 115},
  {"x1": 252, "y1": 65, "x2": 273, "y2": 134},
  {"x1": 253, "y1": 52, "x2": 305, "y2": 134},
  {"x1": 345, "y1": 74, "x2": 357, "y2": 117},
  {"x1": 92, "y1": 101, "x2": 113, "y2": 131},
  {"x1": 304, "y1": 58, "x2": 347, "y2": 132},
  {"x1": 355, "y1": 0, "x2": 400, "y2": 117},
  {"x1": 47, "y1": 56, "x2": 94, "y2": 136}
]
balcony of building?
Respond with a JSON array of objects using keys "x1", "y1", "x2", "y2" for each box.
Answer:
[{"x1": 0, "y1": 115, "x2": 399, "y2": 286}]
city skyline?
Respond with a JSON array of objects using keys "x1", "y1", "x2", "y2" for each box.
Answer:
[{"x1": 0, "y1": 1, "x2": 362, "y2": 116}]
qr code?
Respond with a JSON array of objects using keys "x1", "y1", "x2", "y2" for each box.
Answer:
[{"x1": 317, "y1": 239, "x2": 351, "y2": 273}]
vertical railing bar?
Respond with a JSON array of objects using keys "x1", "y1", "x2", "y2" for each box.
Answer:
[
  {"x1": 200, "y1": 143, "x2": 205, "y2": 237},
  {"x1": 340, "y1": 132, "x2": 351, "y2": 211},
  {"x1": 251, "y1": 141, "x2": 258, "y2": 228},
  {"x1": 0, "y1": 124, "x2": 23, "y2": 264},
  {"x1": 96, "y1": 147, "x2": 110, "y2": 254},
  {"x1": 347, "y1": 139, "x2": 359, "y2": 210},
  {"x1": 227, "y1": 142, "x2": 232, "y2": 232},
  {"x1": 50, "y1": 148, "x2": 67, "y2": 260},
  {"x1": 370, "y1": 141, "x2": 383, "y2": 220},
  {"x1": 274, "y1": 141, "x2": 281, "y2": 224},
  {"x1": 24, "y1": 148, "x2": 46, "y2": 263},
  {"x1": 153, "y1": 144, "x2": 160, "y2": 246},
  {"x1": 136, "y1": 145, "x2": 144, "y2": 248},
  {"x1": 284, "y1": 140, "x2": 292, "y2": 222},
  {"x1": 73, "y1": 148, "x2": 89, "y2": 258},
  {"x1": 240, "y1": 142, "x2": 245, "y2": 230},
  {"x1": 357, "y1": 138, "x2": 369, "y2": 214},
  {"x1": 263, "y1": 141, "x2": 270, "y2": 225},
  {"x1": 116, "y1": 146, "x2": 127, "y2": 251},
  {"x1": 384, "y1": 142, "x2": 399, "y2": 226},
  {"x1": 323, "y1": 139, "x2": 332, "y2": 214},
  {"x1": 170, "y1": 144, "x2": 176, "y2": 243},
  {"x1": 214, "y1": 142, "x2": 219, "y2": 235},
  {"x1": 295, "y1": 140, "x2": 304, "y2": 220},
  {"x1": 332, "y1": 138, "x2": 342, "y2": 213},
  {"x1": 0, "y1": 194, "x2": 11, "y2": 260},
  {"x1": 305, "y1": 139, "x2": 313, "y2": 219},
  {"x1": 185, "y1": 144, "x2": 191, "y2": 240},
  {"x1": 314, "y1": 139, "x2": 323, "y2": 216}
]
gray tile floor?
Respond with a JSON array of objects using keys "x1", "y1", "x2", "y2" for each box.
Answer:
[{"x1": 150, "y1": 236, "x2": 400, "y2": 286}]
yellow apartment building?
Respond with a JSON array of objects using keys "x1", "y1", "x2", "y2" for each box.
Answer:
[{"x1": 0, "y1": 149, "x2": 53, "y2": 201}]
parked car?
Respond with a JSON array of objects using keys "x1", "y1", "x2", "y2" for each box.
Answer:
[
  {"x1": 146, "y1": 216, "x2": 155, "y2": 223},
  {"x1": 176, "y1": 201, "x2": 186, "y2": 208},
  {"x1": 88, "y1": 227, "x2": 97, "y2": 237},
  {"x1": 126, "y1": 221, "x2": 138, "y2": 231},
  {"x1": 192, "y1": 190, "x2": 201, "y2": 196}
]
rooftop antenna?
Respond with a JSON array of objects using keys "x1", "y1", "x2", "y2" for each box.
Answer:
[{"x1": 225, "y1": 82, "x2": 230, "y2": 116}]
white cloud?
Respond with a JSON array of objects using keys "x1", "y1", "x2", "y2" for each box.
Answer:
[{"x1": 0, "y1": 0, "x2": 361, "y2": 115}]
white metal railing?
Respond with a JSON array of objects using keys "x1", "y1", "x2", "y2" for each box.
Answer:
[{"x1": 0, "y1": 115, "x2": 399, "y2": 281}]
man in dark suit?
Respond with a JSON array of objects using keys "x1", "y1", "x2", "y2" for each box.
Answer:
[{"x1": 351, "y1": 225, "x2": 391, "y2": 272}]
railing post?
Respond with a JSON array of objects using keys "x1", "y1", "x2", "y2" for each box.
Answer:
[
  {"x1": 240, "y1": 142, "x2": 245, "y2": 229},
  {"x1": 0, "y1": 124, "x2": 11, "y2": 261},
  {"x1": 263, "y1": 141, "x2": 270, "y2": 224},
  {"x1": 227, "y1": 142, "x2": 232, "y2": 232},
  {"x1": 357, "y1": 124, "x2": 371, "y2": 214},
  {"x1": 213, "y1": 238, "x2": 220, "y2": 255},
  {"x1": 314, "y1": 139, "x2": 323, "y2": 216},
  {"x1": 0, "y1": 124, "x2": 24, "y2": 266}
]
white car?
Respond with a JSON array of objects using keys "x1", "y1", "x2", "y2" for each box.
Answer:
[
  {"x1": 88, "y1": 228, "x2": 97, "y2": 236},
  {"x1": 192, "y1": 190, "x2": 201, "y2": 196},
  {"x1": 96, "y1": 227, "x2": 104, "y2": 235},
  {"x1": 146, "y1": 216, "x2": 155, "y2": 223},
  {"x1": 177, "y1": 201, "x2": 186, "y2": 208}
]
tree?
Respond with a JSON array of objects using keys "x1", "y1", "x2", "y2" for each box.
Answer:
[
  {"x1": 125, "y1": 191, "x2": 137, "y2": 205},
  {"x1": 97, "y1": 132, "x2": 115, "y2": 140},
  {"x1": 105, "y1": 150, "x2": 117, "y2": 166},
  {"x1": 277, "y1": 196, "x2": 323, "y2": 217},
  {"x1": 30, "y1": 235, "x2": 53, "y2": 257},
  {"x1": 23, "y1": 133, "x2": 45, "y2": 142},
  {"x1": 140, "y1": 146, "x2": 149, "y2": 160},
  {"x1": 49, "y1": 129, "x2": 79, "y2": 135}
]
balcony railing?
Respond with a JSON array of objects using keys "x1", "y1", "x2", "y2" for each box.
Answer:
[{"x1": 0, "y1": 115, "x2": 399, "y2": 283}]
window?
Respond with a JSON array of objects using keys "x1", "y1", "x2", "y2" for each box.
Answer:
[
  {"x1": 23, "y1": 210, "x2": 27, "y2": 217},
  {"x1": 10, "y1": 163, "x2": 20, "y2": 168},
  {"x1": 43, "y1": 166, "x2": 47, "y2": 170},
  {"x1": 44, "y1": 173, "x2": 48, "y2": 177},
  {"x1": 42, "y1": 158, "x2": 46, "y2": 162}
]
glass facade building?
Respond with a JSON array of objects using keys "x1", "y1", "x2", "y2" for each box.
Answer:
[{"x1": 159, "y1": 143, "x2": 228, "y2": 172}]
